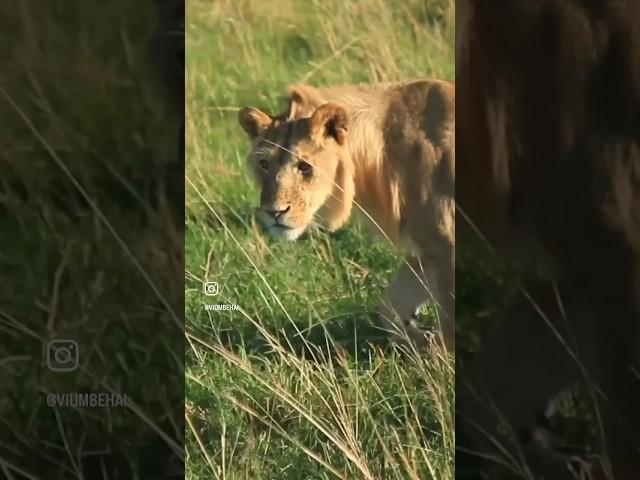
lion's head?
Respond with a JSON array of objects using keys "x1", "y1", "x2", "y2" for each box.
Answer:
[{"x1": 238, "y1": 102, "x2": 355, "y2": 240}]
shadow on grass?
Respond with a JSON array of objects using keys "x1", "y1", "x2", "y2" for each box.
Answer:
[
  {"x1": 214, "y1": 302, "x2": 394, "y2": 362},
  {"x1": 211, "y1": 303, "x2": 444, "y2": 365}
]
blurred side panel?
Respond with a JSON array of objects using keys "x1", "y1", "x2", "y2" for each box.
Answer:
[
  {"x1": 0, "y1": 0, "x2": 185, "y2": 478},
  {"x1": 456, "y1": 1, "x2": 640, "y2": 478}
]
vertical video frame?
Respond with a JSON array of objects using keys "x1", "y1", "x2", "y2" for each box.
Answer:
[{"x1": 185, "y1": 0, "x2": 455, "y2": 478}]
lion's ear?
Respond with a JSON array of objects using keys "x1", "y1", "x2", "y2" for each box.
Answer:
[
  {"x1": 238, "y1": 107, "x2": 273, "y2": 139},
  {"x1": 286, "y1": 85, "x2": 317, "y2": 119},
  {"x1": 309, "y1": 103, "x2": 348, "y2": 145}
]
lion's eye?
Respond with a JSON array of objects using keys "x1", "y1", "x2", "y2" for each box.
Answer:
[
  {"x1": 258, "y1": 159, "x2": 269, "y2": 171},
  {"x1": 298, "y1": 161, "x2": 312, "y2": 175}
]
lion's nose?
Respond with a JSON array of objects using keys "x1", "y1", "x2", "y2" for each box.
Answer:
[{"x1": 263, "y1": 205, "x2": 291, "y2": 219}]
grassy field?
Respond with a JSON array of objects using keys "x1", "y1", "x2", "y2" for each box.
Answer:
[{"x1": 185, "y1": 1, "x2": 455, "y2": 479}]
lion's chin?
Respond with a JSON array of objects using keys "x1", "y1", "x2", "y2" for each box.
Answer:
[{"x1": 267, "y1": 224, "x2": 306, "y2": 241}]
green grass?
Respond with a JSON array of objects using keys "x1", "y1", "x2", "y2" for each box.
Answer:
[{"x1": 185, "y1": 1, "x2": 455, "y2": 478}]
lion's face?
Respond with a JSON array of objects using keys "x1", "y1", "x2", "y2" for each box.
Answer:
[{"x1": 239, "y1": 103, "x2": 351, "y2": 240}]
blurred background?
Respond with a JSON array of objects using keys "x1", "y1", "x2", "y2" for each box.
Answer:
[{"x1": 0, "y1": 0, "x2": 184, "y2": 477}]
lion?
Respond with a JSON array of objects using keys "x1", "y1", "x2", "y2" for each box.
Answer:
[
  {"x1": 456, "y1": 1, "x2": 640, "y2": 478},
  {"x1": 238, "y1": 79, "x2": 455, "y2": 350}
]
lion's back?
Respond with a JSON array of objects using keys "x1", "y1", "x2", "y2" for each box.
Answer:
[{"x1": 379, "y1": 79, "x2": 455, "y2": 251}]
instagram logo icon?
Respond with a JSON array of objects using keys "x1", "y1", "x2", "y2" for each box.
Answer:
[
  {"x1": 203, "y1": 281, "x2": 219, "y2": 296},
  {"x1": 46, "y1": 339, "x2": 80, "y2": 372}
]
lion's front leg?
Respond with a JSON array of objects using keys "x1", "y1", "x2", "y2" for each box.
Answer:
[
  {"x1": 424, "y1": 246, "x2": 455, "y2": 351},
  {"x1": 379, "y1": 254, "x2": 453, "y2": 350},
  {"x1": 379, "y1": 256, "x2": 429, "y2": 348}
]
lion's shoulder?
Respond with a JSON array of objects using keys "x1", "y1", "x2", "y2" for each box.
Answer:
[{"x1": 383, "y1": 79, "x2": 455, "y2": 141}]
